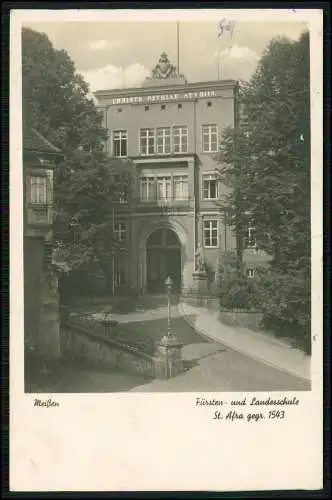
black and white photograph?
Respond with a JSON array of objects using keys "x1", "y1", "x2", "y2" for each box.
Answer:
[
  {"x1": 10, "y1": 7, "x2": 323, "y2": 493},
  {"x1": 21, "y1": 14, "x2": 312, "y2": 393}
]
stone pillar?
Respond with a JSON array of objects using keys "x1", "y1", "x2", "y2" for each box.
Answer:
[
  {"x1": 154, "y1": 335, "x2": 184, "y2": 380},
  {"x1": 192, "y1": 270, "x2": 209, "y2": 296},
  {"x1": 38, "y1": 269, "x2": 61, "y2": 360},
  {"x1": 182, "y1": 260, "x2": 195, "y2": 295}
]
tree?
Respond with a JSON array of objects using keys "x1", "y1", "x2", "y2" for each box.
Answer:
[
  {"x1": 218, "y1": 32, "x2": 310, "y2": 270},
  {"x1": 22, "y1": 27, "x2": 107, "y2": 154},
  {"x1": 217, "y1": 32, "x2": 310, "y2": 350},
  {"x1": 22, "y1": 27, "x2": 131, "y2": 292}
]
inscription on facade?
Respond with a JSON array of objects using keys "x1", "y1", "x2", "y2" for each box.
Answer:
[{"x1": 111, "y1": 90, "x2": 217, "y2": 106}]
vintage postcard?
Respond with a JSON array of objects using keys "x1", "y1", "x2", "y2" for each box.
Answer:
[{"x1": 10, "y1": 8, "x2": 323, "y2": 493}]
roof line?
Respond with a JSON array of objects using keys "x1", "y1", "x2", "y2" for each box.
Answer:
[
  {"x1": 94, "y1": 79, "x2": 238, "y2": 96},
  {"x1": 30, "y1": 128, "x2": 62, "y2": 153}
]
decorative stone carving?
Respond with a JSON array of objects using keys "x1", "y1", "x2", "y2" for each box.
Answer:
[
  {"x1": 152, "y1": 52, "x2": 177, "y2": 79},
  {"x1": 143, "y1": 53, "x2": 187, "y2": 87},
  {"x1": 195, "y1": 244, "x2": 206, "y2": 272}
]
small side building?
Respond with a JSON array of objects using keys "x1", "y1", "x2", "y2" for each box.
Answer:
[{"x1": 23, "y1": 124, "x2": 63, "y2": 378}]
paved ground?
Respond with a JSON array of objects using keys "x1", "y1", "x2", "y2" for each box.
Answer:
[
  {"x1": 31, "y1": 337, "x2": 309, "y2": 393},
  {"x1": 130, "y1": 341, "x2": 310, "y2": 392},
  {"x1": 179, "y1": 302, "x2": 311, "y2": 381},
  {"x1": 34, "y1": 366, "x2": 151, "y2": 393},
  {"x1": 32, "y1": 297, "x2": 310, "y2": 393}
]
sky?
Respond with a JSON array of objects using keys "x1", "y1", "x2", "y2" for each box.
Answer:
[{"x1": 23, "y1": 19, "x2": 307, "y2": 94}]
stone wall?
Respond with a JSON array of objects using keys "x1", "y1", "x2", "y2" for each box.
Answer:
[
  {"x1": 218, "y1": 310, "x2": 263, "y2": 331},
  {"x1": 181, "y1": 295, "x2": 220, "y2": 311},
  {"x1": 24, "y1": 236, "x2": 44, "y2": 346},
  {"x1": 38, "y1": 270, "x2": 61, "y2": 359},
  {"x1": 60, "y1": 323, "x2": 156, "y2": 379},
  {"x1": 181, "y1": 296, "x2": 263, "y2": 331}
]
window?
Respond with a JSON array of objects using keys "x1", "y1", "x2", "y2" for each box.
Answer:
[
  {"x1": 114, "y1": 174, "x2": 128, "y2": 204},
  {"x1": 173, "y1": 126, "x2": 188, "y2": 153},
  {"x1": 30, "y1": 176, "x2": 47, "y2": 204},
  {"x1": 157, "y1": 176, "x2": 172, "y2": 202},
  {"x1": 140, "y1": 174, "x2": 189, "y2": 202},
  {"x1": 202, "y1": 124, "x2": 218, "y2": 153},
  {"x1": 247, "y1": 268, "x2": 255, "y2": 279},
  {"x1": 203, "y1": 220, "x2": 218, "y2": 248},
  {"x1": 203, "y1": 174, "x2": 218, "y2": 200},
  {"x1": 246, "y1": 223, "x2": 257, "y2": 248},
  {"x1": 112, "y1": 130, "x2": 127, "y2": 157},
  {"x1": 114, "y1": 221, "x2": 127, "y2": 242},
  {"x1": 140, "y1": 128, "x2": 155, "y2": 155},
  {"x1": 140, "y1": 176, "x2": 155, "y2": 201},
  {"x1": 173, "y1": 175, "x2": 188, "y2": 200},
  {"x1": 156, "y1": 127, "x2": 171, "y2": 155}
]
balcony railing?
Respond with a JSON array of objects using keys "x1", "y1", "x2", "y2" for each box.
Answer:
[
  {"x1": 134, "y1": 197, "x2": 192, "y2": 212},
  {"x1": 26, "y1": 204, "x2": 52, "y2": 225}
]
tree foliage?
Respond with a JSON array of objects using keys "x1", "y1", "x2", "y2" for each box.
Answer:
[
  {"x1": 218, "y1": 32, "x2": 310, "y2": 270},
  {"x1": 22, "y1": 27, "x2": 131, "y2": 290},
  {"x1": 217, "y1": 32, "x2": 311, "y2": 350},
  {"x1": 22, "y1": 27, "x2": 107, "y2": 155}
]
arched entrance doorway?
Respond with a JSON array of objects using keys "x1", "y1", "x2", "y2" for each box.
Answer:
[{"x1": 147, "y1": 228, "x2": 181, "y2": 293}]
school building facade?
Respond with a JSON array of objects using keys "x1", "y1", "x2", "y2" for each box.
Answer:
[{"x1": 95, "y1": 53, "x2": 270, "y2": 295}]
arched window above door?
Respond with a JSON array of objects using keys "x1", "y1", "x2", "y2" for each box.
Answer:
[{"x1": 147, "y1": 229, "x2": 181, "y2": 249}]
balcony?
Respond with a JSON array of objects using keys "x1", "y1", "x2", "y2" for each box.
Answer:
[
  {"x1": 26, "y1": 203, "x2": 52, "y2": 226},
  {"x1": 134, "y1": 197, "x2": 192, "y2": 213}
]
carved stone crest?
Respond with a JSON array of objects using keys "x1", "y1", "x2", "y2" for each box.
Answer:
[
  {"x1": 151, "y1": 52, "x2": 178, "y2": 79},
  {"x1": 142, "y1": 52, "x2": 187, "y2": 87}
]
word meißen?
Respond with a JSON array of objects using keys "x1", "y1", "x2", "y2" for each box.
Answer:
[{"x1": 34, "y1": 398, "x2": 60, "y2": 408}]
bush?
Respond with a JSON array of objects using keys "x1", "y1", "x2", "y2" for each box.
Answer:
[
  {"x1": 255, "y1": 268, "x2": 311, "y2": 354},
  {"x1": 218, "y1": 261, "x2": 260, "y2": 310},
  {"x1": 217, "y1": 263, "x2": 311, "y2": 354}
]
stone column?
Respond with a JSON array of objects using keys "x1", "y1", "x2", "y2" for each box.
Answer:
[
  {"x1": 182, "y1": 260, "x2": 195, "y2": 295},
  {"x1": 154, "y1": 335, "x2": 184, "y2": 380},
  {"x1": 192, "y1": 270, "x2": 209, "y2": 296}
]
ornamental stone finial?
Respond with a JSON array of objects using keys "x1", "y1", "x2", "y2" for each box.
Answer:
[{"x1": 142, "y1": 53, "x2": 187, "y2": 87}]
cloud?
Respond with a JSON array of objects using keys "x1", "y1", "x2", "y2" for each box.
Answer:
[
  {"x1": 203, "y1": 44, "x2": 260, "y2": 82},
  {"x1": 213, "y1": 44, "x2": 259, "y2": 62},
  {"x1": 79, "y1": 63, "x2": 150, "y2": 93},
  {"x1": 86, "y1": 39, "x2": 123, "y2": 51},
  {"x1": 225, "y1": 45, "x2": 259, "y2": 61}
]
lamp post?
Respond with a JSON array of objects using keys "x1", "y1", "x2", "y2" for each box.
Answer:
[
  {"x1": 165, "y1": 275, "x2": 173, "y2": 339},
  {"x1": 101, "y1": 309, "x2": 119, "y2": 338},
  {"x1": 154, "y1": 275, "x2": 183, "y2": 380}
]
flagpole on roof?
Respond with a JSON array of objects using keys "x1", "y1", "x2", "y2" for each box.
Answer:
[
  {"x1": 216, "y1": 19, "x2": 236, "y2": 80},
  {"x1": 177, "y1": 21, "x2": 180, "y2": 74},
  {"x1": 217, "y1": 52, "x2": 221, "y2": 80}
]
